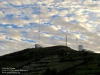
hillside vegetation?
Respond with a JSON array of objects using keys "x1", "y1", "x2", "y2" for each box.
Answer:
[{"x1": 0, "y1": 45, "x2": 100, "y2": 75}]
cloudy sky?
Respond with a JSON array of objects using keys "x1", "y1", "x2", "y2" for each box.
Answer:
[{"x1": 0, "y1": 0, "x2": 100, "y2": 56}]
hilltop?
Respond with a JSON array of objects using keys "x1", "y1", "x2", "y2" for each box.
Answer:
[{"x1": 0, "y1": 45, "x2": 100, "y2": 75}]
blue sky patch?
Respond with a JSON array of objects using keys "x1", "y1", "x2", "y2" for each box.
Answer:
[
  {"x1": 66, "y1": 14, "x2": 74, "y2": 18},
  {"x1": 21, "y1": 38, "x2": 36, "y2": 43},
  {"x1": 23, "y1": 16, "x2": 30, "y2": 20},
  {"x1": 5, "y1": 14, "x2": 14, "y2": 19},
  {"x1": 0, "y1": 0, "x2": 100, "y2": 56}
]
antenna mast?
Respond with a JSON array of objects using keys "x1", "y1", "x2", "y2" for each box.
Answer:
[
  {"x1": 76, "y1": 37, "x2": 78, "y2": 50},
  {"x1": 81, "y1": 40, "x2": 83, "y2": 45},
  {"x1": 39, "y1": 4, "x2": 40, "y2": 45},
  {"x1": 66, "y1": 35, "x2": 67, "y2": 46}
]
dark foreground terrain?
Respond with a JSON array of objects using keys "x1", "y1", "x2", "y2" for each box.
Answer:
[{"x1": 0, "y1": 45, "x2": 100, "y2": 75}]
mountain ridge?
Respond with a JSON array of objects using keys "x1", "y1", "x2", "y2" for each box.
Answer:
[{"x1": 0, "y1": 45, "x2": 100, "y2": 75}]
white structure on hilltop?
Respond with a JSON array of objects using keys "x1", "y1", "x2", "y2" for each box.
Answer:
[
  {"x1": 78, "y1": 45, "x2": 83, "y2": 51},
  {"x1": 35, "y1": 44, "x2": 42, "y2": 48}
]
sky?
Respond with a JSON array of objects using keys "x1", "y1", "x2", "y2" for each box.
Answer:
[{"x1": 0, "y1": 0, "x2": 100, "y2": 56}]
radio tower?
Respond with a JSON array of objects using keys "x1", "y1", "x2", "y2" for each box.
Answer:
[
  {"x1": 35, "y1": 4, "x2": 42, "y2": 48},
  {"x1": 39, "y1": 4, "x2": 40, "y2": 45},
  {"x1": 66, "y1": 35, "x2": 67, "y2": 46},
  {"x1": 76, "y1": 37, "x2": 78, "y2": 50}
]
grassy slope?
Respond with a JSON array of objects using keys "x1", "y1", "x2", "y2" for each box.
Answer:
[{"x1": 0, "y1": 45, "x2": 100, "y2": 75}]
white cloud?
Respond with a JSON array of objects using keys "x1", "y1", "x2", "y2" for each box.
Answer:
[
  {"x1": 7, "y1": 0, "x2": 37, "y2": 5},
  {"x1": 71, "y1": 15, "x2": 87, "y2": 22},
  {"x1": 2, "y1": 7, "x2": 21, "y2": 15},
  {"x1": 0, "y1": 41, "x2": 35, "y2": 56},
  {"x1": 0, "y1": 1, "x2": 7, "y2": 8},
  {"x1": 0, "y1": 0, "x2": 100, "y2": 56},
  {"x1": 0, "y1": 11, "x2": 5, "y2": 18},
  {"x1": 0, "y1": 33, "x2": 6, "y2": 40},
  {"x1": 59, "y1": 10, "x2": 68, "y2": 17}
]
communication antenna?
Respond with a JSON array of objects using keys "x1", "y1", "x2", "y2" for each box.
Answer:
[
  {"x1": 81, "y1": 40, "x2": 83, "y2": 45},
  {"x1": 66, "y1": 35, "x2": 67, "y2": 46},
  {"x1": 76, "y1": 37, "x2": 78, "y2": 50},
  {"x1": 39, "y1": 4, "x2": 40, "y2": 45}
]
